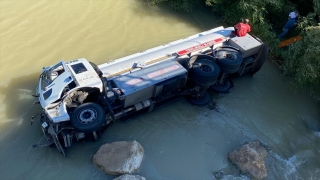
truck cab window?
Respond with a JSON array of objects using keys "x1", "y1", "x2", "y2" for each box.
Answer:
[
  {"x1": 41, "y1": 62, "x2": 66, "y2": 90},
  {"x1": 50, "y1": 63, "x2": 65, "y2": 81},
  {"x1": 70, "y1": 63, "x2": 87, "y2": 74}
]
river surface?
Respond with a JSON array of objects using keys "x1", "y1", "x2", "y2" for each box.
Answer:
[{"x1": 0, "y1": 1, "x2": 320, "y2": 180}]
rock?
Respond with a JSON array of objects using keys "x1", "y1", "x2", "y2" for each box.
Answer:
[
  {"x1": 113, "y1": 174, "x2": 146, "y2": 180},
  {"x1": 228, "y1": 141, "x2": 268, "y2": 179},
  {"x1": 93, "y1": 141, "x2": 144, "y2": 175}
]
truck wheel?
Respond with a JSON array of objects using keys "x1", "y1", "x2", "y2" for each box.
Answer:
[
  {"x1": 214, "y1": 47, "x2": 243, "y2": 74},
  {"x1": 71, "y1": 102, "x2": 106, "y2": 133},
  {"x1": 251, "y1": 44, "x2": 268, "y2": 75},
  {"x1": 89, "y1": 62, "x2": 103, "y2": 77},
  {"x1": 187, "y1": 91, "x2": 210, "y2": 106},
  {"x1": 210, "y1": 79, "x2": 232, "y2": 93},
  {"x1": 190, "y1": 59, "x2": 220, "y2": 86}
]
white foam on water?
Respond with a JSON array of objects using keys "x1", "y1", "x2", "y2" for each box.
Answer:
[
  {"x1": 266, "y1": 150, "x2": 313, "y2": 180},
  {"x1": 217, "y1": 150, "x2": 315, "y2": 180},
  {"x1": 219, "y1": 174, "x2": 250, "y2": 180}
]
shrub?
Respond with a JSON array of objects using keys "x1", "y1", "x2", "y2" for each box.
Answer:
[{"x1": 281, "y1": 25, "x2": 320, "y2": 99}]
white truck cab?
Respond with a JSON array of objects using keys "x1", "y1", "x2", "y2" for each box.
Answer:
[{"x1": 38, "y1": 58, "x2": 103, "y2": 123}]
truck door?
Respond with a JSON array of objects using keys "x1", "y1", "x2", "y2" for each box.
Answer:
[{"x1": 39, "y1": 61, "x2": 74, "y2": 107}]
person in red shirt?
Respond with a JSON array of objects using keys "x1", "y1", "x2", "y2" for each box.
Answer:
[{"x1": 234, "y1": 19, "x2": 251, "y2": 37}]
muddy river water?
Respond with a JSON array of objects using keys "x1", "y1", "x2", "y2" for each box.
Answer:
[{"x1": 0, "y1": 0, "x2": 320, "y2": 179}]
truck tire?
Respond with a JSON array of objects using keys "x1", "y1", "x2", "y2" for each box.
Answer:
[
  {"x1": 89, "y1": 62, "x2": 103, "y2": 77},
  {"x1": 190, "y1": 59, "x2": 220, "y2": 86},
  {"x1": 187, "y1": 91, "x2": 210, "y2": 106},
  {"x1": 214, "y1": 47, "x2": 243, "y2": 74},
  {"x1": 71, "y1": 102, "x2": 106, "y2": 133},
  {"x1": 210, "y1": 79, "x2": 232, "y2": 93},
  {"x1": 251, "y1": 44, "x2": 268, "y2": 75}
]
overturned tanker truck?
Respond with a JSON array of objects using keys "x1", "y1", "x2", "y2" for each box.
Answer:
[{"x1": 32, "y1": 26, "x2": 268, "y2": 156}]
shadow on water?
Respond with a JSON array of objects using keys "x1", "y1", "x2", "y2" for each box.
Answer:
[
  {"x1": 134, "y1": 0, "x2": 225, "y2": 31},
  {"x1": 0, "y1": 73, "x2": 43, "y2": 152},
  {"x1": 0, "y1": 72, "x2": 40, "y2": 120}
]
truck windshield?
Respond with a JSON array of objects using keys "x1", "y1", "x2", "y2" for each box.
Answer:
[{"x1": 41, "y1": 62, "x2": 65, "y2": 90}]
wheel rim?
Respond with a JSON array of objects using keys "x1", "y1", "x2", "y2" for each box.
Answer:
[
  {"x1": 200, "y1": 64, "x2": 213, "y2": 73},
  {"x1": 224, "y1": 53, "x2": 235, "y2": 60},
  {"x1": 78, "y1": 108, "x2": 97, "y2": 124},
  {"x1": 217, "y1": 51, "x2": 236, "y2": 60}
]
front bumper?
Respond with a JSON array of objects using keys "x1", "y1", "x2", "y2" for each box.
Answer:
[{"x1": 33, "y1": 113, "x2": 67, "y2": 156}]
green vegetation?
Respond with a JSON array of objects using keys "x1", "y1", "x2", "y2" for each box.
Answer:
[
  {"x1": 281, "y1": 25, "x2": 320, "y2": 99},
  {"x1": 145, "y1": 0, "x2": 320, "y2": 100}
]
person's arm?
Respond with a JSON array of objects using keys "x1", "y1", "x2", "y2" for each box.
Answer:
[
  {"x1": 294, "y1": 16, "x2": 299, "y2": 26},
  {"x1": 234, "y1": 23, "x2": 238, "y2": 29}
]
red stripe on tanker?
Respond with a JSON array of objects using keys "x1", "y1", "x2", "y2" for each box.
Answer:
[
  {"x1": 147, "y1": 64, "x2": 179, "y2": 78},
  {"x1": 177, "y1": 38, "x2": 223, "y2": 56}
]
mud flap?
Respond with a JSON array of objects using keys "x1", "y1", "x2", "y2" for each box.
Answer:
[
  {"x1": 48, "y1": 125, "x2": 66, "y2": 156},
  {"x1": 251, "y1": 44, "x2": 269, "y2": 75}
]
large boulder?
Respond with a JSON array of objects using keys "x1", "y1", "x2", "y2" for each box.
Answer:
[
  {"x1": 228, "y1": 140, "x2": 268, "y2": 179},
  {"x1": 93, "y1": 141, "x2": 144, "y2": 175},
  {"x1": 113, "y1": 174, "x2": 146, "y2": 180}
]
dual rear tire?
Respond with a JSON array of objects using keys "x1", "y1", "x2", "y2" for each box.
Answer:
[
  {"x1": 210, "y1": 79, "x2": 232, "y2": 94},
  {"x1": 190, "y1": 59, "x2": 220, "y2": 86},
  {"x1": 187, "y1": 58, "x2": 220, "y2": 106},
  {"x1": 214, "y1": 46, "x2": 243, "y2": 74}
]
